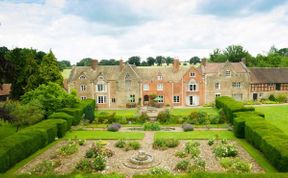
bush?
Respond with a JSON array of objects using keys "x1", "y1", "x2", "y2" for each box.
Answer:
[
  {"x1": 276, "y1": 94, "x2": 288, "y2": 103},
  {"x1": 208, "y1": 138, "x2": 215, "y2": 146},
  {"x1": 107, "y1": 123, "x2": 121, "y2": 132},
  {"x1": 143, "y1": 122, "x2": 161, "y2": 131},
  {"x1": 220, "y1": 157, "x2": 251, "y2": 173},
  {"x1": 81, "y1": 99, "x2": 96, "y2": 123},
  {"x1": 175, "y1": 160, "x2": 190, "y2": 171},
  {"x1": 185, "y1": 141, "x2": 200, "y2": 158},
  {"x1": 75, "y1": 159, "x2": 92, "y2": 173},
  {"x1": 175, "y1": 151, "x2": 188, "y2": 158},
  {"x1": 213, "y1": 143, "x2": 238, "y2": 158},
  {"x1": 78, "y1": 139, "x2": 86, "y2": 146},
  {"x1": 48, "y1": 112, "x2": 73, "y2": 129},
  {"x1": 125, "y1": 141, "x2": 141, "y2": 151},
  {"x1": 157, "y1": 110, "x2": 171, "y2": 123},
  {"x1": 153, "y1": 138, "x2": 179, "y2": 150},
  {"x1": 182, "y1": 123, "x2": 194, "y2": 132},
  {"x1": 138, "y1": 112, "x2": 149, "y2": 123},
  {"x1": 32, "y1": 160, "x2": 55, "y2": 175},
  {"x1": 59, "y1": 107, "x2": 83, "y2": 125},
  {"x1": 149, "y1": 167, "x2": 170, "y2": 175},
  {"x1": 268, "y1": 94, "x2": 277, "y2": 101},
  {"x1": 115, "y1": 140, "x2": 126, "y2": 148},
  {"x1": 59, "y1": 141, "x2": 78, "y2": 155},
  {"x1": 85, "y1": 142, "x2": 114, "y2": 158},
  {"x1": 188, "y1": 157, "x2": 206, "y2": 172},
  {"x1": 187, "y1": 111, "x2": 208, "y2": 125},
  {"x1": 92, "y1": 155, "x2": 106, "y2": 171}
]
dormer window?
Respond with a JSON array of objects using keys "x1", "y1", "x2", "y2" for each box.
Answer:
[
  {"x1": 157, "y1": 75, "x2": 163, "y2": 80},
  {"x1": 225, "y1": 70, "x2": 231, "y2": 76},
  {"x1": 79, "y1": 75, "x2": 86, "y2": 80},
  {"x1": 190, "y1": 72, "x2": 196, "y2": 77}
]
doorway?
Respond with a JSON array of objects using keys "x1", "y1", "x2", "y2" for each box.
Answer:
[{"x1": 253, "y1": 93, "x2": 258, "y2": 101}]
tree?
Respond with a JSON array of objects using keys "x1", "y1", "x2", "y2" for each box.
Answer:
[
  {"x1": 58, "y1": 60, "x2": 71, "y2": 70},
  {"x1": 99, "y1": 59, "x2": 119, "y2": 65},
  {"x1": 141, "y1": 61, "x2": 148, "y2": 66},
  {"x1": 189, "y1": 56, "x2": 200, "y2": 64},
  {"x1": 128, "y1": 56, "x2": 141, "y2": 66},
  {"x1": 76, "y1": 58, "x2": 92, "y2": 66},
  {"x1": 0, "y1": 46, "x2": 14, "y2": 86},
  {"x1": 223, "y1": 45, "x2": 250, "y2": 62},
  {"x1": 21, "y1": 82, "x2": 78, "y2": 117},
  {"x1": 156, "y1": 56, "x2": 165, "y2": 66},
  {"x1": 166, "y1": 57, "x2": 174, "y2": 65},
  {"x1": 38, "y1": 50, "x2": 63, "y2": 87},
  {"x1": 278, "y1": 48, "x2": 288, "y2": 56},
  {"x1": 209, "y1": 49, "x2": 227, "y2": 62},
  {"x1": 147, "y1": 57, "x2": 156, "y2": 66}
]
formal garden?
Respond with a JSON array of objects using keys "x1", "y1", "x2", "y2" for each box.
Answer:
[{"x1": 1, "y1": 82, "x2": 288, "y2": 178}]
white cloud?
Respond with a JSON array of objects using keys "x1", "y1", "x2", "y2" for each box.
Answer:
[{"x1": 0, "y1": 0, "x2": 287, "y2": 64}]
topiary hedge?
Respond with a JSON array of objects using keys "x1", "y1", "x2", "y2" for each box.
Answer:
[
  {"x1": 48, "y1": 112, "x2": 73, "y2": 129},
  {"x1": 0, "y1": 119, "x2": 68, "y2": 173},
  {"x1": 59, "y1": 107, "x2": 83, "y2": 125}
]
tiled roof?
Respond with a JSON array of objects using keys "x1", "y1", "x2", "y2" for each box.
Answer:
[
  {"x1": 250, "y1": 68, "x2": 288, "y2": 83},
  {"x1": 203, "y1": 62, "x2": 248, "y2": 73},
  {"x1": 0, "y1": 84, "x2": 11, "y2": 96}
]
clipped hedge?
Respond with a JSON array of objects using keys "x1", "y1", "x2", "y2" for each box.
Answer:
[
  {"x1": 80, "y1": 99, "x2": 96, "y2": 122},
  {"x1": 48, "y1": 112, "x2": 73, "y2": 129},
  {"x1": 0, "y1": 119, "x2": 67, "y2": 173},
  {"x1": 216, "y1": 96, "x2": 254, "y2": 123},
  {"x1": 59, "y1": 107, "x2": 83, "y2": 125},
  {"x1": 245, "y1": 120, "x2": 288, "y2": 172},
  {"x1": 233, "y1": 112, "x2": 264, "y2": 138}
]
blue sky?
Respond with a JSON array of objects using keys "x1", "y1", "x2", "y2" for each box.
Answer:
[{"x1": 0, "y1": 0, "x2": 287, "y2": 63}]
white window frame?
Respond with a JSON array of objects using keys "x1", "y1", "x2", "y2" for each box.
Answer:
[
  {"x1": 215, "y1": 93, "x2": 221, "y2": 98},
  {"x1": 232, "y1": 82, "x2": 241, "y2": 88},
  {"x1": 190, "y1": 72, "x2": 196, "y2": 77},
  {"x1": 79, "y1": 75, "x2": 86, "y2": 80},
  {"x1": 173, "y1": 96, "x2": 180, "y2": 103},
  {"x1": 81, "y1": 96, "x2": 87, "y2": 100},
  {"x1": 96, "y1": 83, "x2": 106, "y2": 92},
  {"x1": 80, "y1": 84, "x2": 86, "y2": 91},
  {"x1": 188, "y1": 83, "x2": 197, "y2": 91},
  {"x1": 215, "y1": 82, "x2": 221, "y2": 90},
  {"x1": 97, "y1": 96, "x2": 107, "y2": 104},
  {"x1": 143, "y1": 84, "x2": 149, "y2": 91},
  {"x1": 157, "y1": 75, "x2": 163, "y2": 80},
  {"x1": 225, "y1": 70, "x2": 231, "y2": 76},
  {"x1": 157, "y1": 83, "x2": 164, "y2": 91},
  {"x1": 158, "y1": 96, "x2": 164, "y2": 103},
  {"x1": 130, "y1": 94, "x2": 135, "y2": 103}
]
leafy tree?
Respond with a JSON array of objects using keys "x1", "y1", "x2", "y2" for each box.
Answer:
[
  {"x1": 38, "y1": 51, "x2": 63, "y2": 87},
  {"x1": 58, "y1": 60, "x2": 71, "y2": 70},
  {"x1": 0, "y1": 46, "x2": 14, "y2": 86},
  {"x1": 166, "y1": 57, "x2": 174, "y2": 65},
  {"x1": 189, "y1": 56, "x2": 200, "y2": 64},
  {"x1": 76, "y1": 58, "x2": 92, "y2": 66},
  {"x1": 21, "y1": 82, "x2": 78, "y2": 117},
  {"x1": 223, "y1": 45, "x2": 250, "y2": 62},
  {"x1": 141, "y1": 61, "x2": 148, "y2": 66},
  {"x1": 128, "y1": 56, "x2": 141, "y2": 66},
  {"x1": 35, "y1": 51, "x2": 46, "y2": 64},
  {"x1": 99, "y1": 59, "x2": 119, "y2": 65},
  {"x1": 209, "y1": 49, "x2": 227, "y2": 62},
  {"x1": 147, "y1": 57, "x2": 156, "y2": 66},
  {"x1": 278, "y1": 48, "x2": 288, "y2": 56},
  {"x1": 156, "y1": 56, "x2": 165, "y2": 66}
]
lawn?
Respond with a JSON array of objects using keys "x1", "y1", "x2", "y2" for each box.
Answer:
[
  {"x1": 61, "y1": 68, "x2": 71, "y2": 79},
  {"x1": 95, "y1": 109, "x2": 139, "y2": 118},
  {"x1": 65, "y1": 130, "x2": 144, "y2": 140},
  {"x1": 255, "y1": 105, "x2": 288, "y2": 134},
  {"x1": 154, "y1": 130, "x2": 235, "y2": 140},
  {"x1": 170, "y1": 107, "x2": 219, "y2": 117}
]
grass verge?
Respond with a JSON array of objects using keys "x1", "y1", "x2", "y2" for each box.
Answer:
[{"x1": 65, "y1": 131, "x2": 144, "y2": 140}]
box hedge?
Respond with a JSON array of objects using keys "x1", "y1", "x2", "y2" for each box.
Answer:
[
  {"x1": 59, "y1": 107, "x2": 83, "y2": 125},
  {"x1": 0, "y1": 119, "x2": 67, "y2": 173},
  {"x1": 48, "y1": 112, "x2": 73, "y2": 129}
]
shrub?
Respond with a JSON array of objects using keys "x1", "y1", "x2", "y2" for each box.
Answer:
[
  {"x1": 268, "y1": 94, "x2": 277, "y2": 101},
  {"x1": 220, "y1": 157, "x2": 251, "y2": 173},
  {"x1": 81, "y1": 99, "x2": 96, "y2": 123},
  {"x1": 125, "y1": 141, "x2": 141, "y2": 151},
  {"x1": 107, "y1": 123, "x2": 121, "y2": 132},
  {"x1": 138, "y1": 112, "x2": 149, "y2": 123},
  {"x1": 92, "y1": 155, "x2": 106, "y2": 171},
  {"x1": 182, "y1": 123, "x2": 194, "y2": 132},
  {"x1": 175, "y1": 151, "x2": 188, "y2": 158},
  {"x1": 188, "y1": 157, "x2": 206, "y2": 172},
  {"x1": 143, "y1": 122, "x2": 161, "y2": 131},
  {"x1": 78, "y1": 139, "x2": 86, "y2": 146},
  {"x1": 59, "y1": 107, "x2": 83, "y2": 125},
  {"x1": 48, "y1": 112, "x2": 73, "y2": 129},
  {"x1": 59, "y1": 141, "x2": 78, "y2": 155},
  {"x1": 75, "y1": 159, "x2": 92, "y2": 173},
  {"x1": 213, "y1": 143, "x2": 238, "y2": 158},
  {"x1": 187, "y1": 111, "x2": 208, "y2": 125},
  {"x1": 115, "y1": 140, "x2": 126, "y2": 148},
  {"x1": 175, "y1": 160, "x2": 190, "y2": 171},
  {"x1": 153, "y1": 138, "x2": 179, "y2": 150},
  {"x1": 32, "y1": 160, "x2": 55, "y2": 175},
  {"x1": 149, "y1": 167, "x2": 170, "y2": 175},
  {"x1": 185, "y1": 141, "x2": 200, "y2": 158},
  {"x1": 85, "y1": 142, "x2": 114, "y2": 158},
  {"x1": 276, "y1": 94, "x2": 288, "y2": 103},
  {"x1": 157, "y1": 110, "x2": 171, "y2": 123},
  {"x1": 208, "y1": 138, "x2": 215, "y2": 146}
]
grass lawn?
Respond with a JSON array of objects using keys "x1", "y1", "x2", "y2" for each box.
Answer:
[
  {"x1": 255, "y1": 105, "x2": 288, "y2": 134},
  {"x1": 154, "y1": 130, "x2": 235, "y2": 140},
  {"x1": 170, "y1": 107, "x2": 219, "y2": 117},
  {"x1": 95, "y1": 109, "x2": 139, "y2": 118},
  {"x1": 65, "y1": 130, "x2": 144, "y2": 140},
  {"x1": 0, "y1": 124, "x2": 16, "y2": 140},
  {"x1": 61, "y1": 68, "x2": 71, "y2": 79}
]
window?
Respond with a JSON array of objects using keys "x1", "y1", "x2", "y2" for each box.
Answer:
[
  {"x1": 157, "y1": 75, "x2": 163, "y2": 80},
  {"x1": 190, "y1": 72, "x2": 196, "y2": 77},
  {"x1": 188, "y1": 83, "x2": 197, "y2": 91},
  {"x1": 215, "y1": 82, "x2": 220, "y2": 90},
  {"x1": 276, "y1": 83, "x2": 281, "y2": 90},
  {"x1": 215, "y1": 93, "x2": 221, "y2": 97},
  {"x1": 232, "y1": 82, "x2": 241, "y2": 88},
  {"x1": 173, "y1": 96, "x2": 180, "y2": 103},
  {"x1": 79, "y1": 75, "x2": 86, "y2": 80},
  {"x1": 97, "y1": 84, "x2": 106, "y2": 92},
  {"x1": 112, "y1": 98, "x2": 116, "y2": 103},
  {"x1": 225, "y1": 70, "x2": 231, "y2": 76},
  {"x1": 97, "y1": 96, "x2": 107, "y2": 104},
  {"x1": 232, "y1": 93, "x2": 243, "y2": 101},
  {"x1": 143, "y1": 84, "x2": 149, "y2": 91},
  {"x1": 129, "y1": 95, "x2": 135, "y2": 103},
  {"x1": 81, "y1": 96, "x2": 87, "y2": 100},
  {"x1": 80, "y1": 84, "x2": 86, "y2": 91},
  {"x1": 158, "y1": 96, "x2": 164, "y2": 103},
  {"x1": 157, "y1": 83, "x2": 164, "y2": 91}
]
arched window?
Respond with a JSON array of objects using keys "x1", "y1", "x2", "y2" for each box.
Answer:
[
  {"x1": 188, "y1": 80, "x2": 197, "y2": 91},
  {"x1": 96, "y1": 81, "x2": 107, "y2": 92},
  {"x1": 80, "y1": 84, "x2": 86, "y2": 91}
]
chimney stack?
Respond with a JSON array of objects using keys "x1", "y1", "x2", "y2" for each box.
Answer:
[
  {"x1": 119, "y1": 59, "x2": 124, "y2": 71},
  {"x1": 91, "y1": 59, "x2": 98, "y2": 70},
  {"x1": 241, "y1": 58, "x2": 246, "y2": 64},
  {"x1": 173, "y1": 59, "x2": 180, "y2": 73},
  {"x1": 201, "y1": 58, "x2": 207, "y2": 66}
]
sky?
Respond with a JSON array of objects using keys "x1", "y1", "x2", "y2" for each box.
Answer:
[{"x1": 0, "y1": 0, "x2": 287, "y2": 64}]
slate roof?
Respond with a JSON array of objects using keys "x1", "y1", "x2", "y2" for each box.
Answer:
[
  {"x1": 0, "y1": 84, "x2": 11, "y2": 96},
  {"x1": 249, "y1": 68, "x2": 288, "y2": 83}
]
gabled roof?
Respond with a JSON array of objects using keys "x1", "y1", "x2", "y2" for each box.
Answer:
[
  {"x1": 0, "y1": 84, "x2": 11, "y2": 96},
  {"x1": 202, "y1": 62, "x2": 249, "y2": 73},
  {"x1": 249, "y1": 68, "x2": 288, "y2": 83}
]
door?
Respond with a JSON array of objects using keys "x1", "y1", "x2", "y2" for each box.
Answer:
[
  {"x1": 186, "y1": 96, "x2": 199, "y2": 106},
  {"x1": 253, "y1": 93, "x2": 258, "y2": 101}
]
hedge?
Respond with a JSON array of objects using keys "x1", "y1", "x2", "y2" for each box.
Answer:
[
  {"x1": 245, "y1": 120, "x2": 288, "y2": 172},
  {"x1": 233, "y1": 112, "x2": 264, "y2": 138},
  {"x1": 216, "y1": 96, "x2": 254, "y2": 123},
  {"x1": 0, "y1": 119, "x2": 67, "y2": 173},
  {"x1": 80, "y1": 99, "x2": 96, "y2": 122},
  {"x1": 59, "y1": 107, "x2": 83, "y2": 125},
  {"x1": 48, "y1": 112, "x2": 73, "y2": 129}
]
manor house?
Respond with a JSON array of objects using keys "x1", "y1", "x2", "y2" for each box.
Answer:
[{"x1": 67, "y1": 59, "x2": 288, "y2": 108}]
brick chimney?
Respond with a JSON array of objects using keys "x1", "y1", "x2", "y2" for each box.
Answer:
[
  {"x1": 173, "y1": 59, "x2": 180, "y2": 73},
  {"x1": 119, "y1": 59, "x2": 124, "y2": 72},
  {"x1": 201, "y1": 58, "x2": 207, "y2": 66},
  {"x1": 91, "y1": 59, "x2": 98, "y2": 70}
]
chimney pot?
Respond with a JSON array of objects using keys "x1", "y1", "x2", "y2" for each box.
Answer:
[
  {"x1": 119, "y1": 59, "x2": 124, "y2": 71},
  {"x1": 91, "y1": 59, "x2": 98, "y2": 70}
]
